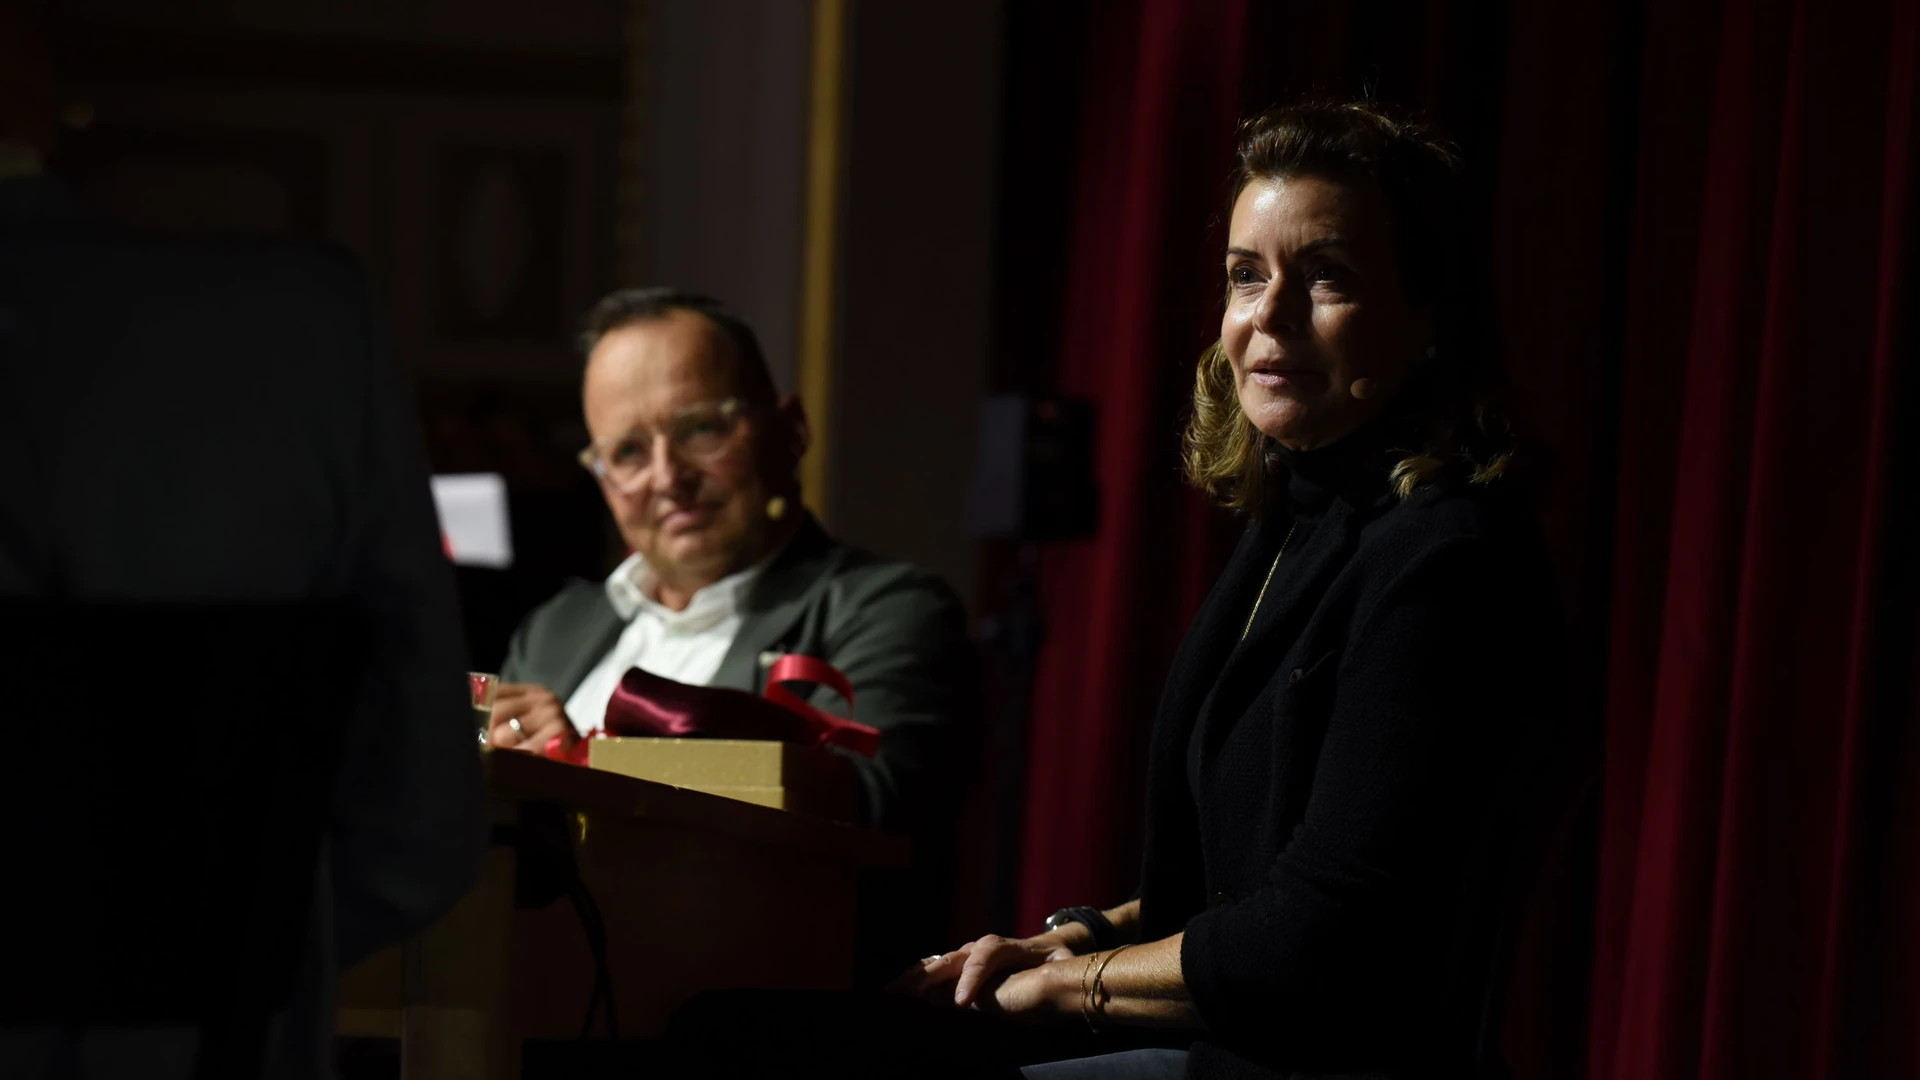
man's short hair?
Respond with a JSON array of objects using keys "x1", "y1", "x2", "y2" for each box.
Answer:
[{"x1": 579, "y1": 288, "x2": 777, "y2": 404}]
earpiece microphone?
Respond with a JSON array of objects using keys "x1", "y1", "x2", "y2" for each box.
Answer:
[{"x1": 1348, "y1": 378, "x2": 1376, "y2": 400}]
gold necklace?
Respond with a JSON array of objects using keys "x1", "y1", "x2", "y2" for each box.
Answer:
[{"x1": 1242, "y1": 522, "x2": 1299, "y2": 640}]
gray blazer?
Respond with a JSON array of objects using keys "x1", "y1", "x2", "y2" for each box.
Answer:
[{"x1": 502, "y1": 514, "x2": 975, "y2": 833}]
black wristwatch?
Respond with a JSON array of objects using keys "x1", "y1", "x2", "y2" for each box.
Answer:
[{"x1": 1042, "y1": 905, "x2": 1117, "y2": 951}]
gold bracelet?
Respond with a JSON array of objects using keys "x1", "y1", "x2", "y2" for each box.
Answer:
[
  {"x1": 1087, "y1": 944, "x2": 1133, "y2": 1033},
  {"x1": 1079, "y1": 951, "x2": 1101, "y2": 1031}
]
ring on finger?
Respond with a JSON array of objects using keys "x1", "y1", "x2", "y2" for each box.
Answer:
[{"x1": 508, "y1": 717, "x2": 524, "y2": 735}]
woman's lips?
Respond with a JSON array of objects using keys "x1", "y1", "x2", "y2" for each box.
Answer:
[{"x1": 1249, "y1": 368, "x2": 1324, "y2": 390}]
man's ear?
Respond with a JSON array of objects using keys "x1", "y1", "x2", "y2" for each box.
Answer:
[{"x1": 775, "y1": 393, "x2": 811, "y2": 463}]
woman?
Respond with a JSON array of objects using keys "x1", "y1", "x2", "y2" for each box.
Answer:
[{"x1": 901, "y1": 100, "x2": 1563, "y2": 1079}]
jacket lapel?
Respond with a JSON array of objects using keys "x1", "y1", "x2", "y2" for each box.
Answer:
[
  {"x1": 710, "y1": 515, "x2": 837, "y2": 692},
  {"x1": 1151, "y1": 512, "x2": 1289, "y2": 746},
  {"x1": 1137, "y1": 510, "x2": 1284, "y2": 932},
  {"x1": 552, "y1": 595, "x2": 625, "y2": 698},
  {"x1": 1191, "y1": 498, "x2": 1363, "y2": 756}
]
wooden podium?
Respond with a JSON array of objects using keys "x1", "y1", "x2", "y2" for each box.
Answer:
[{"x1": 336, "y1": 750, "x2": 906, "y2": 1079}]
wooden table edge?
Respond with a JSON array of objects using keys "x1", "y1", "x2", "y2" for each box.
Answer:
[{"x1": 486, "y1": 750, "x2": 910, "y2": 867}]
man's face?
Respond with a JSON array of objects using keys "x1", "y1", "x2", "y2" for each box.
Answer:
[{"x1": 581, "y1": 311, "x2": 785, "y2": 588}]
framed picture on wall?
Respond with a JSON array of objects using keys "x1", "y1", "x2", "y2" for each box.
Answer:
[
  {"x1": 387, "y1": 97, "x2": 616, "y2": 384},
  {"x1": 431, "y1": 143, "x2": 570, "y2": 343}
]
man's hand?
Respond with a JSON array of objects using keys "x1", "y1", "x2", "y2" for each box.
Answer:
[
  {"x1": 885, "y1": 930, "x2": 1080, "y2": 1007},
  {"x1": 489, "y1": 683, "x2": 576, "y2": 754}
]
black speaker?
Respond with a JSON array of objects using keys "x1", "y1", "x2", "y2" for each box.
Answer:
[{"x1": 966, "y1": 394, "x2": 1098, "y2": 542}]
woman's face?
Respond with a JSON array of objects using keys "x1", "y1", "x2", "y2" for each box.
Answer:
[{"x1": 1221, "y1": 174, "x2": 1429, "y2": 451}]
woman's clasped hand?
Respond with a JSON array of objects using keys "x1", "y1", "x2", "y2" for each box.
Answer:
[{"x1": 888, "y1": 929, "x2": 1083, "y2": 1017}]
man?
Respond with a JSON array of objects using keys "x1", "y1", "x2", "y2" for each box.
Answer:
[
  {"x1": 492, "y1": 289, "x2": 973, "y2": 972},
  {"x1": 493, "y1": 289, "x2": 972, "y2": 831},
  {"x1": 0, "y1": 13, "x2": 486, "y2": 1073}
]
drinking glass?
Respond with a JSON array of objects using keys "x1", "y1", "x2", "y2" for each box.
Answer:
[{"x1": 469, "y1": 672, "x2": 498, "y2": 748}]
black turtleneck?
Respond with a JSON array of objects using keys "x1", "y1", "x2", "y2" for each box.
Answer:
[{"x1": 1272, "y1": 420, "x2": 1399, "y2": 516}]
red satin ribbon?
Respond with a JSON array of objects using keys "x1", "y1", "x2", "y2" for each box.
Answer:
[
  {"x1": 764, "y1": 653, "x2": 881, "y2": 758},
  {"x1": 546, "y1": 728, "x2": 604, "y2": 766},
  {"x1": 542, "y1": 654, "x2": 879, "y2": 764}
]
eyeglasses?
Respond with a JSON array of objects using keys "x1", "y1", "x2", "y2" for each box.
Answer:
[{"x1": 577, "y1": 397, "x2": 750, "y2": 492}]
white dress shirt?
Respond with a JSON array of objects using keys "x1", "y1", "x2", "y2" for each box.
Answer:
[{"x1": 562, "y1": 552, "x2": 769, "y2": 734}]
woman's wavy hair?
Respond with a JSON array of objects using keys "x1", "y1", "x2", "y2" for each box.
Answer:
[{"x1": 1184, "y1": 99, "x2": 1513, "y2": 509}]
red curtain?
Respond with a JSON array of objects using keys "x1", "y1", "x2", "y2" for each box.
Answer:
[
  {"x1": 1009, "y1": 1, "x2": 1920, "y2": 1076},
  {"x1": 1584, "y1": 1, "x2": 1920, "y2": 1076},
  {"x1": 1016, "y1": 0, "x2": 1252, "y2": 930}
]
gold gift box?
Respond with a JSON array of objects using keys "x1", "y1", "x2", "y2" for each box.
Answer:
[{"x1": 587, "y1": 737, "x2": 857, "y2": 822}]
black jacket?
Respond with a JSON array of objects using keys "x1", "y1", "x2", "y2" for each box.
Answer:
[
  {"x1": 0, "y1": 174, "x2": 486, "y2": 1076},
  {"x1": 1138, "y1": 443, "x2": 1563, "y2": 1080}
]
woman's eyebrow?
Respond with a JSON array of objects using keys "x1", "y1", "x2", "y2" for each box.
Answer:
[
  {"x1": 1226, "y1": 237, "x2": 1351, "y2": 262},
  {"x1": 1293, "y1": 236, "x2": 1350, "y2": 257}
]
